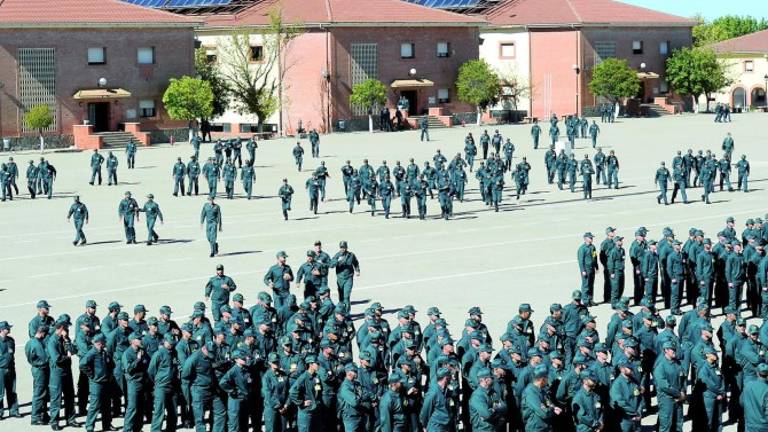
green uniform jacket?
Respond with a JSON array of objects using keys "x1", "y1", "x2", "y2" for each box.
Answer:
[
  {"x1": 205, "y1": 275, "x2": 237, "y2": 304},
  {"x1": 219, "y1": 363, "x2": 251, "y2": 400},
  {"x1": 339, "y1": 378, "x2": 371, "y2": 420},
  {"x1": 609, "y1": 374, "x2": 643, "y2": 419},
  {"x1": 607, "y1": 246, "x2": 626, "y2": 275},
  {"x1": 577, "y1": 244, "x2": 598, "y2": 274},
  {"x1": 148, "y1": 346, "x2": 177, "y2": 390},
  {"x1": 122, "y1": 346, "x2": 149, "y2": 390},
  {"x1": 469, "y1": 386, "x2": 504, "y2": 432},
  {"x1": 742, "y1": 377, "x2": 768, "y2": 431},
  {"x1": 25, "y1": 337, "x2": 49, "y2": 369},
  {"x1": 290, "y1": 370, "x2": 324, "y2": 412},
  {"x1": 379, "y1": 388, "x2": 406, "y2": 432},
  {"x1": 653, "y1": 356, "x2": 684, "y2": 401},
  {"x1": 420, "y1": 383, "x2": 458, "y2": 432},
  {"x1": 572, "y1": 387, "x2": 603, "y2": 432},
  {"x1": 521, "y1": 383, "x2": 554, "y2": 431},
  {"x1": 79, "y1": 347, "x2": 113, "y2": 384}
]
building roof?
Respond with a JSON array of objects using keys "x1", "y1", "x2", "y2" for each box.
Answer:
[
  {"x1": 0, "y1": 0, "x2": 200, "y2": 28},
  {"x1": 204, "y1": 0, "x2": 485, "y2": 28},
  {"x1": 486, "y1": 0, "x2": 696, "y2": 28},
  {"x1": 710, "y1": 29, "x2": 768, "y2": 55}
]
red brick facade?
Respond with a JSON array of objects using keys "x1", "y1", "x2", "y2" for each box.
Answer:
[
  {"x1": 0, "y1": 28, "x2": 195, "y2": 137},
  {"x1": 277, "y1": 26, "x2": 479, "y2": 134}
]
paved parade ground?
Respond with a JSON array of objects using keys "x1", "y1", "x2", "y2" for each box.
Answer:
[{"x1": 1, "y1": 113, "x2": 767, "y2": 430}]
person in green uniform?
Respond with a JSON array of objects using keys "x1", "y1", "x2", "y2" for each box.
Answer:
[
  {"x1": 278, "y1": 178, "x2": 294, "y2": 221},
  {"x1": 654, "y1": 341, "x2": 685, "y2": 432},
  {"x1": 122, "y1": 332, "x2": 149, "y2": 432},
  {"x1": 67, "y1": 195, "x2": 89, "y2": 246},
  {"x1": 89, "y1": 149, "x2": 104, "y2": 186},
  {"x1": 722, "y1": 132, "x2": 734, "y2": 161},
  {"x1": 118, "y1": 191, "x2": 139, "y2": 245},
  {"x1": 172, "y1": 157, "x2": 187, "y2": 197},
  {"x1": 223, "y1": 159, "x2": 236, "y2": 199},
  {"x1": 580, "y1": 154, "x2": 594, "y2": 199},
  {"x1": 522, "y1": 364, "x2": 558, "y2": 431},
  {"x1": 79, "y1": 333, "x2": 115, "y2": 432},
  {"x1": 0, "y1": 322, "x2": 18, "y2": 421},
  {"x1": 48, "y1": 319, "x2": 80, "y2": 431},
  {"x1": 607, "y1": 236, "x2": 626, "y2": 307},
  {"x1": 743, "y1": 362, "x2": 768, "y2": 431},
  {"x1": 667, "y1": 240, "x2": 685, "y2": 315},
  {"x1": 577, "y1": 232, "x2": 598, "y2": 306},
  {"x1": 736, "y1": 154, "x2": 750, "y2": 192},
  {"x1": 329, "y1": 241, "x2": 360, "y2": 310},
  {"x1": 25, "y1": 325, "x2": 50, "y2": 425},
  {"x1": 264, "y1": 251, "x2": 294, "y2": 310},
  {"x1": 182, "y1": 341, "x2": 220, "y2": 432},
  {"x1": 126, "y1": 139, "x2": 137, "y2": 169},
  {"x1": 420, "y1": 367, "x2": 458, "y2": 432},
  {"x1": 106, "y1": 151, "x2": 119, "y2": 186},
  {"x1": 339, "y1": 363, "x2": 373, "y2": 432},
  {"x1": 470, "y1": 368, "x2": 506, "y2": 431},
  {"x1": 200, "y1": 195, "x2": 222, "y2": 258},
  {"x1": 289, "y1": 355, "x2": 324, "y2": 432},
  {"x1": 696, "y1": 345, "x2": 725, "y2": 431},
  {"x1": 202, "y1": 157, "x2": 220, "y2": 198},
  {"x1": 531, "y1": 120, "x2": 541, "y2": 149},
  {"x1": 379, "y1": 373, "x2": 406, "y2": 432},
  {"x1": 589, "y1": 121, "x2": 600, "y2": 148},
  {"x1": 610, "y1": 359, "x2": 643, "y2": 432},
  {"x1": 655, "y1": 162, "x2": 671, "y2": 205},
  {"x1": 205, "y1": 264, "x2": 237, "y2": 323},
  {"x1": 139, "y1": 194, "x2": 163, "y2": 245},
  {"x1": 293, "y1": 142, "x2": 304, "y2": 172},
  {"x1": 571, "y1": 370, "x2": 603, "y2": 432},
  {"x1": 187, "y1": 155, "x2": 201, "y2": 196},
  {"x1": 606, "y1": 151, "x2": 620, "y2": 189},
  {"x1": 219, "y1": 349, "x2": 252, "y2": 432},
  {"x1": 241, "y1": 160, "x2": 255, "y2": 200},
  {"x1": 262, "y1": 352, "x2": 289, "y2": 432}
]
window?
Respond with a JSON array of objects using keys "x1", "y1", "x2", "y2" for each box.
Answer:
[
  {"x1": 594, "y1": 41, "x2": 616, "y2": 63},
  {"x1": 660, "y1": 80, "x2": 669, "y2": 94},
  {"x1": 139, "y1": 100, "x2": 156, "y2": 118},
  {"x1": 437, "y1": 88, "x2": 450, "y2": 103},
  {"x1": 632, "y1": 41, "x2": 643, "y2": 55},
  {"x1": 350, "y1": 43, "x2": 379, "y2": 115},
  {"x1": 400, "y1": 43, "x2": 414, "y2": 59},
  {"x1": 87, "y1": 47, "x2": 105, "y2": 65},
  {"x1": 249, "y1": 45, "x2": 263, "y2": 62},
  {"x1": 659, "y1": 41, "x2": 669, "y2": 56},
  {"x1": 745, "y1": 60, "x2": 754, "y2": 72},
  {"x1": 18, "y1": 48, "x2": 57, "y2": 132},
  {"x1": 499, "y1": 43, "x2": 516, "y2": 59},
  {"x1": 205, "y1": 48, "x2": 217, "y2": 63},
  {"x1": 437, "y1": 42, "x2": 450, "y2": 58},
  {"x1": 210, "y1": 123, "x2": 231, "y2": 133},
  {"x1": 137, "y1": 47, "x2": 155, "y2": 65}
]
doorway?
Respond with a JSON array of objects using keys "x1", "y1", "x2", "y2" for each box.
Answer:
[
  {"x1": 401, "y1": 90, "x2": 418, "y2": 116},
  {"x1": 637, "y1": 81, "x2": 646, "y2": 103},
  {"x1": 88, "y1": 102, "x2": 110, "y2": 132}
]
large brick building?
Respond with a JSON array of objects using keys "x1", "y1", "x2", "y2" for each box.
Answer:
[
  {"x1": 0, "y1": 0, "x2": 199, "y2": 144},
  {"x1": 200, "y1": 0, "x2": 483, "y2": 134},
  {"x1": 482, "y1": 0, "x2": 696, "y2": 118}
]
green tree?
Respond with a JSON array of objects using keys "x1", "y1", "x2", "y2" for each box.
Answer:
[
  {"x1": 693, "y1": 15, "x2": 768, "y2": 46},
  {"x1": 665, "y1": 47, "x2": 732, "y2": 112},
  {"x1": 195, "y1": 47, "x2": 229, "y2": 118},
  {"x1": 218, "y1": 11, "x2": 303, "y2": 133},
  {"x1": 455, "y1": 59, "x2": 500, "y2": 125},
  {"x1": 24, "y1": 104, "x2": 53, "y2": 152},
  {"x1": 588, "y1": 58, "x2": 641, "y2": 104},
  {"x1": 349, "y1": 79, "x2": 387, "y2": 133},
  {"x1": 162, "y1": 76, "x2": 214, "y2": 138}
]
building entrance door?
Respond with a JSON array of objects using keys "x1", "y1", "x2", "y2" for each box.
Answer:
[
  {"x1": 88, "y1": 102, "x2": 110, "y2": 132},
  {"x1": 401, "y1": 90, "x2": 418, "y2": 116}
]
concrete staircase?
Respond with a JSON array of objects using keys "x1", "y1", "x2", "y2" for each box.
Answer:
[
  {"x1": 411, "y1": 115, "x2": 449, "y2": 129},
  {"x1": 95, "y1": 132, "x2": 136, "y2": 149},
  {"x1": 641, "y1": 103, "x2": 672, "y2": 117}
]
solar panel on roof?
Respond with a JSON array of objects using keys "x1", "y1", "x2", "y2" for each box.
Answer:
[{"x1": 408, "y1": 0, "x2": 480, "y2": 8}]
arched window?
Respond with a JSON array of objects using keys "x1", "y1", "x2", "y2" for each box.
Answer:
[
  {"x1": 751, "y1": 87, "x2": 766, "y2": 107},
  {"x1": 732, "y1": 87, "x2": 746, "y2": 109}
]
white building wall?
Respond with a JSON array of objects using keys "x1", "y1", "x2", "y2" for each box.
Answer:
[
  {"x1": 479, "y1": 28, "x2": 531, "y2": 114},
  {"x1": 196, "y1": 32, "x2": 281, "y2": 131},
  {"x1": 703, "y1": 54, "x2": 768, "y2": 111}
]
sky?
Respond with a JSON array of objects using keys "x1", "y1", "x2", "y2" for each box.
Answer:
[{"x1": 618, "y1": 0, "x2": 768, "y2": 21}]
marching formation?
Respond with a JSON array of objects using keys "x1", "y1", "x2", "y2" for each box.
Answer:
[{"x1": 2, "y1": 215, "x2": 768, "y2": 432}]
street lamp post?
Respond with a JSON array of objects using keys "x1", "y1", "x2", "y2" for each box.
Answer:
[{"x1": 572, "y1": 64, "x2": 580, "y2": 116}]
